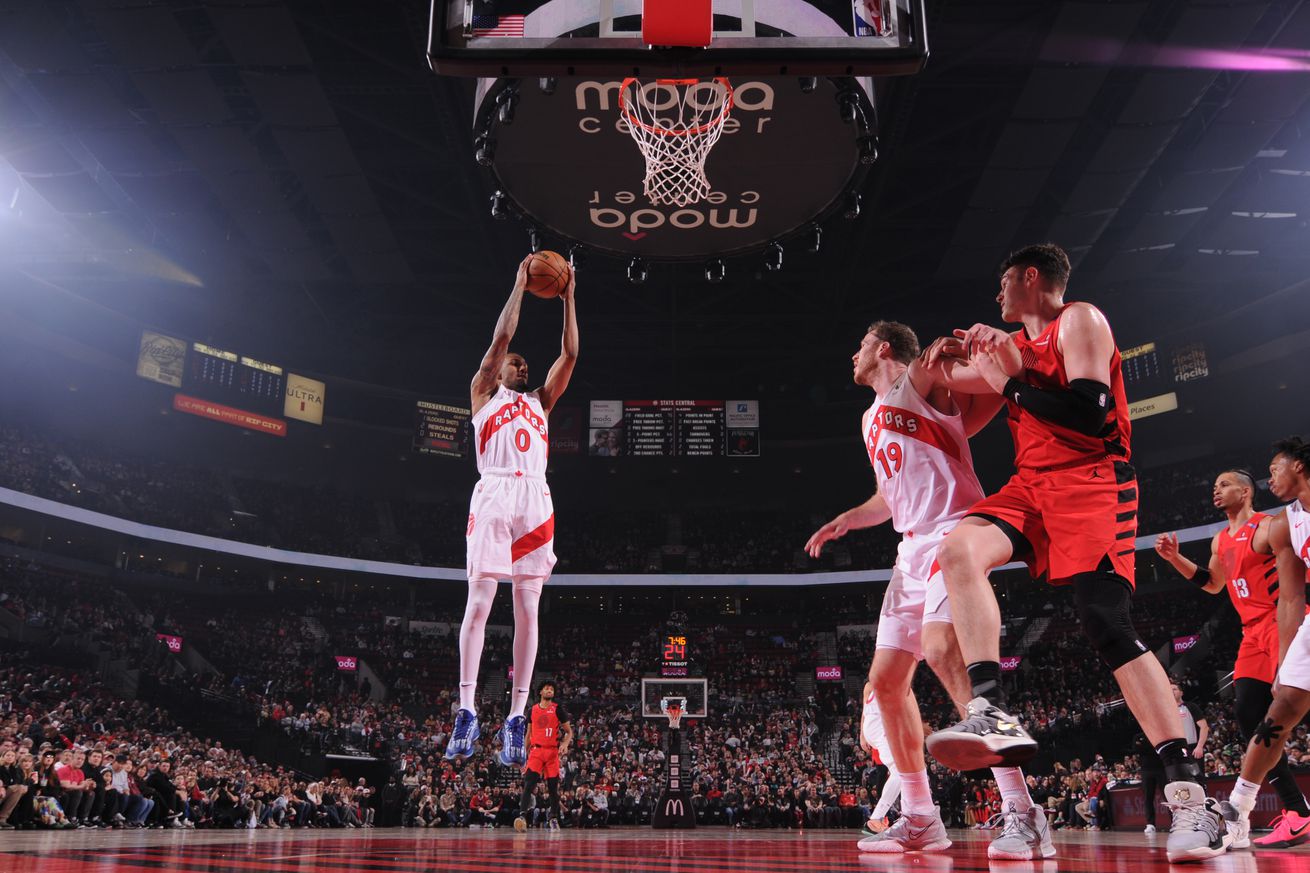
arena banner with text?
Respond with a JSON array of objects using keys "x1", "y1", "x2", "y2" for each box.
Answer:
[
  {"x1": 156, "y1": 633, "x2": 183, "y2": 653},
  {"x1": 815, "y1": 665, "x2": 844, "y2": 681},
  {"x1": 1173, "y1": 634, "x2": 1200, "y2": 654},
  {"x1": 335, "y1": 655, "x2": 358, "y2": 672},
  {"x1": 173, "y1": 394, "x2": 287, "y2": 436},
  {"x1": 136, "y1": 331, "x2": 187, "y2": 387},
  {"x1": 1000, "y1": 656, "x2": 1023, "y2": 671},
  {"x1": 284, "y1": 373, "x2": 326, "y2": 424}
]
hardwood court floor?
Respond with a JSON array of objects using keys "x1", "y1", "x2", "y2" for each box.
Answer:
[{"x1": 0, "y1": 826, "x2": 1297, "y2": 873}]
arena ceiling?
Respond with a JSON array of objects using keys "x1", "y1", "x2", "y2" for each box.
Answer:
[{"x1": 2, "y1": 0, "x2": 1309, "y2": 408}]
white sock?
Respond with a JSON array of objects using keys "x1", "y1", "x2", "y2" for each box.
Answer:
[
  {"x1": 458, "y1": 682, "x2": 478, "y2": 715},
  {"x1": 900, "y1": 770, "x2": 935, "y2": 816},
  {"x1": 509, "y1": 577, "x2": 544, "y2": 719},
  {"x1": 457, "y1": 577, "x2": 498, "y2": 715},
  {"x1": 872, "y1": 767, "x2": 902, "y2": 820},
  {"x1": 992, "y1": 767, "x2": 1033, "y2": 811},
  {"x1": 1230, "y1": 777, "x2": 1260, "y2": 815}
]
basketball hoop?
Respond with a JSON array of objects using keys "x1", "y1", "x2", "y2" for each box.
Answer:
[
  {"x1": 660, "y1": 696, "x2": 687, "y2": 730},
  {"x1": 619, "y1": 78, "x2": 733, "y2": 207}
]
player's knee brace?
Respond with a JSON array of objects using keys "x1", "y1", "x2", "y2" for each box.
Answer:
[{"x1": 1072, "y1": 573, "x2": 1148, "y2": 670}]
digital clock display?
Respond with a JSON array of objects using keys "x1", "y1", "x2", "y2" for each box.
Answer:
[{"x1": 661, "y1": 634, "x2": 689, "y2": 677}]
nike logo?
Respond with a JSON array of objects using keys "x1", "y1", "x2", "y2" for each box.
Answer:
[{"x1": 1289, "y1": 821, "x2": 1310, "y2": 840}]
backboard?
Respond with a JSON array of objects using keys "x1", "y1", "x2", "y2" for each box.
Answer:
[
  {"x1": 641, "y1": 677, "x2": 709, "y2": 718},
  {"x1": 429, "y1": 0, "x2": 928, "y2": 77}
]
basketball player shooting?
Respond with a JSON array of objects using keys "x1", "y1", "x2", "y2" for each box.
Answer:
[
  {"x1": 921, "y1": 243, "x2": 1229, "y2": 862},
  {"x1": 514, "y1": 680, "x2": 572, "y2": 831},
  {"x1": 1223, "y1": 438, "x2": 1310, "y2": 849},
  {"x1": 805, "y1": 321, "x2": 1051, "y2": 859},
  {"x1": 445, "y1": 255, "x2": 578, "y2": 765},
  {"x1": 1155, "y1": 470, "x2": 1310, "y2": 848}
]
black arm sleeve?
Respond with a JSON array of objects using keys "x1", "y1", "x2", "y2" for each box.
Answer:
[
  {"x1": 1187, "y1": 566, "x2": 1211, "y2": 588},
  {"x1": 1003, "y1": 377, "x2": 1111, "y2": 436}
]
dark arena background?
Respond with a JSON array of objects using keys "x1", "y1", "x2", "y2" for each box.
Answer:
[{"x1": 2, "y1": 1, "x2": 1310, "y2": 872}]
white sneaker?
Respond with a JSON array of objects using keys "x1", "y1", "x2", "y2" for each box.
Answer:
[
  {"x1": 1218, "y1": 801, "x2": 1249, "y2": 849},
  {"x1": 1143, "y1": 823, "x2": 1156, "y2": 835},
  {"x1": 988, "y1": 802, "x2": 1056, "y2": 860},
  {"x1": 858, "y1": 810, "x2": 952, "y2": 853},
  {"x1": 1164, "y1": 782, "x2": 1230, "y2": 863}
]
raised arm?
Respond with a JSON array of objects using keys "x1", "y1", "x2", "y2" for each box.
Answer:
[
  {"x1": 537, "y1": 269, "x2": 578, "y2": 413},
  {"x1": 1270, "y1": 512, "x2": 1307, "y2": 667},
  {"x1": 471, "y1": 257, "x2": 531, "y2": 415}
]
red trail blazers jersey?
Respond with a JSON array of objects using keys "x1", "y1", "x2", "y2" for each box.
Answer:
[{"x1": 1216, "y1": 513, "x2": 1278, "y2": 627}]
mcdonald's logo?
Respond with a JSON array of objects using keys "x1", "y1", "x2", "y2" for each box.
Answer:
[{"x1": 664, "y1": 799, "x2": 684, "y2": 817}]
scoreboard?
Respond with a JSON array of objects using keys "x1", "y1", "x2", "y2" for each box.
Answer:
[
  {"x1": 590, "y1": 400, "x2": 760, "y2": 457},
  {"x1": 661, "y1": 634, "x2": 690, "y2": 677},
  {"x1": 414, "y1": 400, "x2": 472, "y2": 458},
  {"x1": 184, "y1": 343, "x2": 285, "y2": 417}
]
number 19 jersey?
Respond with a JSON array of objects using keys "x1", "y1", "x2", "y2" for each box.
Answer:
[{"x1": 864, "y1": 373, "x2": 985, "y2": 536}]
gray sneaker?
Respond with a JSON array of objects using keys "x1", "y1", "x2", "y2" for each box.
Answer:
[
  {"x1": 925, "y1": 697, "x2": 1038, "y2": 770},
  {"x1": 1164, "y1": 782, "x2": 1230, "y2": 863},
  {"x1": 857, "y1": 810, "x2": 951, "y2": 854},
  {"x1": 988, "y1": 801, "x2": 1056, "y2": 860}
]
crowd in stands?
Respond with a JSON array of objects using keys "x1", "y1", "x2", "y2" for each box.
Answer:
[
  {"x1": 3, "y1": 514, "x2": 1308, "y2": 832},
  {"x1": 0, "y1": 424, "x2": 1282, "y2": 574}
]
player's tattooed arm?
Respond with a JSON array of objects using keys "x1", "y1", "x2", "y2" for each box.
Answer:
[
  {"x1": 1270, "y1": 512, "x2": 1307, "y2": 668},
  {"x1": 471, "y1": 257, "x2": 532, "y2": 412}
]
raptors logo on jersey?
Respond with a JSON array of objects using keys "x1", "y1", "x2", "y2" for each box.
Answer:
[
  {"x1": 863, "y1": 373, "x2": 984, "y2": 535},
  {"x1": 473, "y1": 384, "x2": 550, "y2": 476}
]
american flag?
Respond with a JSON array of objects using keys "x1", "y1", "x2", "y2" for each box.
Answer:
[{"x1": 472, "y1": 13, "x2": 525, "y2": 37}]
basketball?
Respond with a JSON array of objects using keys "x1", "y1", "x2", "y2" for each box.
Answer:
[{"x1": 524, "y1": 250, "x2": 571, "y2": 299}]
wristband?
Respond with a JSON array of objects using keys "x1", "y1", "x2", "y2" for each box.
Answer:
[{"x1": 1187, "y1": 566, "x2": 1211, "y2": 588}]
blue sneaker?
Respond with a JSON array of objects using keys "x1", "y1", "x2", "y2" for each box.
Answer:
[
  {"x1": 496, "y1": 715, "x2": 527, "y2": 766},
  {"x1": 444, "y1": 709, "x2": 480, "y2": 760}
]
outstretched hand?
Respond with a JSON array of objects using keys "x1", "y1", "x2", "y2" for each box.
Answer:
[
  {"x1": 1153, "y1": 532, "x2": 1180, "y2": 562},
  {"x1": 920, "y1": 336, "x2": 967, "y2": 369},
  {"x1": 805, "y1": 519, "x2": 848, "y2": 559}
]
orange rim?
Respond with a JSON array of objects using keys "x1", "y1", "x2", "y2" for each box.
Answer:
[{"x1": 619, "y1": 77, "x2": 733, "y2": 137}]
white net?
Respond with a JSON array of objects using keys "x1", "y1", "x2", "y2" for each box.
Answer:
[
  {"x1": 660, "y1": 696, "x2": 687, "y2": 729},
  {"x1": 619, "y1": 78, "x2": 733, "y2": 207}
]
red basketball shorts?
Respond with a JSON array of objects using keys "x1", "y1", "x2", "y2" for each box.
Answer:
[
  {"x1": 1235, "y1": 616, "x2": 1279, "y2": 684},
  {"x1": 526, "y1": 746, "x2": 560, "y2": 779},
  {"x1": 967, "y1": 456, "x2": 1138, "y2": 587}
]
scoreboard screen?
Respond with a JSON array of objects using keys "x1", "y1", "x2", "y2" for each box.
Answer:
[
  {"x1": 414, "y1": 401, "x2": 472, "y2": 458},
  {"x1": 183, "y1": 343, "x2": 284, "y2": 417},
  {"x1": 589, "y1": 400, "x2": 759, "y2": 457}
]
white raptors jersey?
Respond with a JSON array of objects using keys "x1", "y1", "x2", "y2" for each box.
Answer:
[
  {"x1": 471, "y1": 384, "x2": 550, "y2": 477},
  {"x1": 864, "y1": 372, "x2": 984, "y2": 535},
  {"x1": 1288, "y1": 499, "x2": 1310, "y2": 570}
]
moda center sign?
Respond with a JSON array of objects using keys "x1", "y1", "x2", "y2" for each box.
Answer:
[{"x1": 475, "y1": 76, "x2": 874, "y2": 260}]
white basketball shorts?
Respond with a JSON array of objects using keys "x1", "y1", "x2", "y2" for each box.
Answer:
[
  {"x1": 875, "y1": 522, "x2": 955, "y2": 660},
  {"x1": 1276, "y1": 612, "x2": 1310, "y2": 693},
  {"x1": 466, "y1": 472, "x2": 557, "y2": 580}
]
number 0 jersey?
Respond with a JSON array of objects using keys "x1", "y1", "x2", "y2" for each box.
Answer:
[
  {"x1": 864, "y1": 372, "x2": 985, "y2": 535},
  {"x1": 1215, "y1": 512, "x2": 1278, "y2": 627},
  {"x1": 529, "y1": 701, "x2": 569, "y2": 749},
  {"x1": 471, "y1": 384, "x2": 550, "y2": 478}
]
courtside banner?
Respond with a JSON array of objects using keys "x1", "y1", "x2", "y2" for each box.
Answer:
[
  {"x1": 284, "y1": 373, "x2": 326, "y2": 425},
  {"x1": 815, "y1": 665, "x2": 844, "y2": 681},
  {"x1": 1173, "y1": 635, "x2": 1200, "y2": 653},
  {"x1": 1000, "y1": 656, "x2": 1023, "y2": 671},
  {"x1": 335, "y1": 656, "x2": 358, "y2": 672},
  {"x1": 173, "y1": 394, "x2": 287, "y2": 437},
  {"x1": 156, "y1": 633, "x2": 183, "y2": 653},
  {"x1": 136, "y1": 331, "x2": 186, "y2": 387}
]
